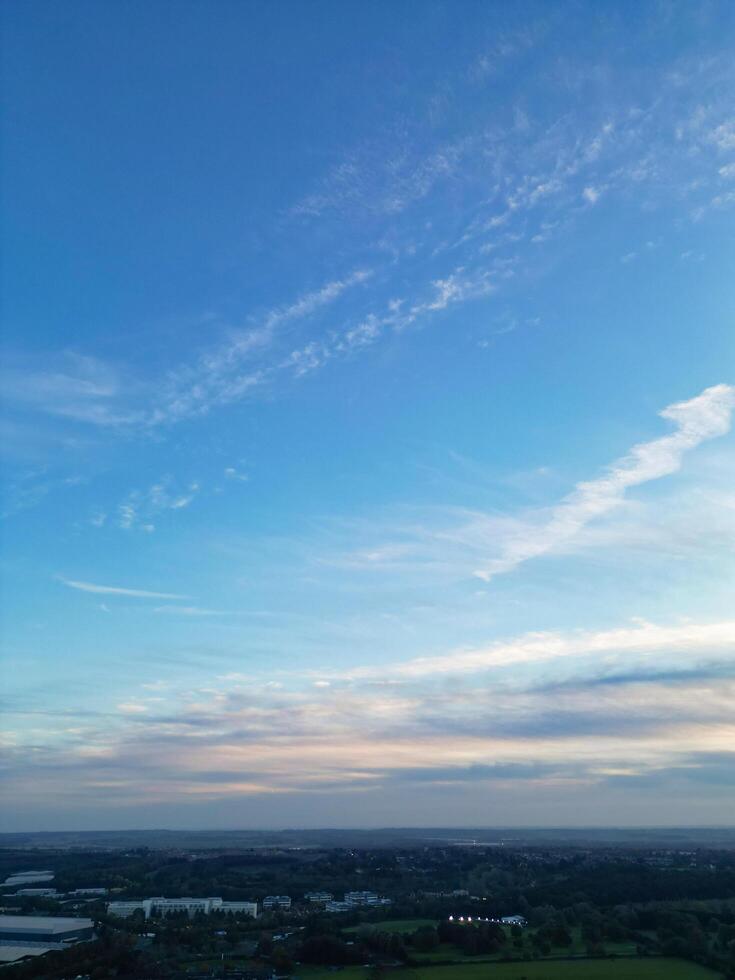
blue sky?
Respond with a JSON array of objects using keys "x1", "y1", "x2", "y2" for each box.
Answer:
[{"x1": 1, "y1": 0, "x2": 735, "y2": 831}]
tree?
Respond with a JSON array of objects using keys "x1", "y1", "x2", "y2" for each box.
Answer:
[
  {"x1": 412, "y1": 926, "x2": 439, "y2": 952},
  {"x1": 271, "y1": 944, "x2": 293, "y2": 974}
]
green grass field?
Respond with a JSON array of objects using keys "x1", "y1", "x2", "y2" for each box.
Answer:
[
  {"x1": 408, "y1": 926, "x2": 639, "y2": 965},
  {"x1": 295, "y1": 958, "x2": 718, "y2": 980}
]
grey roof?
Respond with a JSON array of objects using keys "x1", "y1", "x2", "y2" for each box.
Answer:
[
  {"x1": 3, "y1": 874, "x2": 54, "y2": 885},
  {"x1": 0, "y1": 945, "x2": 57, "y2": 962},
  {"x1": 0, "y1": 915, "x2": 93, "y2": 935}
]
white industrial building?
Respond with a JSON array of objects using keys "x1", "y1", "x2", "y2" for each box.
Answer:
[
  {"x1": 107, "y1": 897, "x2": 257, "y2": 919},
  {"x1": 0, "y1": 915, "x2": 94, "y2": 943},
  {"x1": 0, "y1": 914, "x2": 94, "y2": 966},
  {"x1": 2, "y1": 872, "x2": 54, "y2": 887}
]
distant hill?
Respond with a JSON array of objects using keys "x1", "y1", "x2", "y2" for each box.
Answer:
[{"x1": 2, "y1": 826, "x2": 735, "y2": 851}]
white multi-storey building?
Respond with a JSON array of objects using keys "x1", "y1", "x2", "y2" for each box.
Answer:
[
  {"x1": 344, "y1": 891, "x2": 391, "y2": 907},
  {"x1": 107, "y1": 897, "x2": 257, "y2": 920},
  {"x1": 152, "y1": 898, "x2": 214, "y2": 916},
  {"x1": 262, "y1": 895, "x2": 291, "y2": 911},
  {"x1": 323, "y1": 892, "x2": 391, "y2": 913},
  {"x1": 216, "y1": 901, "x2": 259, "y2": 916},
  {"x1": 325, "y1": 900, "x2": 352, "y2": 913},
  {"x1": 108, "y1": 899, "x2": 153, "y2": 919},
  {"x1": 305, "y1": 891, "x2": 333, "y2": 903}
]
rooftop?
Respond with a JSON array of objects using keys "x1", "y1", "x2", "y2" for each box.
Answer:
[
  {"x1": 0, "y1": 916, "x2": 93, "y2": 935},
  {"x1": 0, "y1": 945, "x2": 57, "y2": 963}
]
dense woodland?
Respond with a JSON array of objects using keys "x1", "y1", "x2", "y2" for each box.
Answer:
[{"x1": 3, "y1": 844, "x2": 735, "y2": 978}]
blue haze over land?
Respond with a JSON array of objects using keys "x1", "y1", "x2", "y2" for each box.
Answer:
[{"x1": 1, "y1": 0, "x2": 735, "y2": 830}]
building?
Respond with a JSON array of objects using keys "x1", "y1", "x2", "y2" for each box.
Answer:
[
  {"x1": 344, "y1": 891, "x2": 391, "y2": 907},
  {"x1": 305, "y1": 891, "x2": 333, "y2": 903},
  {"x1": 0, "y1": 915, "x2": 94, "y2": 944},
  {"x1": 150, "y1": 898, "x2": 258, "y2": 918},
  {"x1": 69, "y1": 888, "x2": 108, "y2": 897},
  {"x1": 501, "y1": 915, "x2": 527, "y2": 927},
  {"x1": 149, "y1": 898, "x2": 214, "y2": 917},
  {"x1": 216, "y1": 901, "x2": 258, "y2": 916},
  {"x1": 0, "y1": 945, "x2": 57, "y2": 964},
  {"x1": 107, "y1": 897, "x2": 257, "y2": 920},
  {"x1": 325, "y1": 901, "x2": 352, "y2": 913},
  {"x1": 262, "y1": 895, "x2": 291, "y2": 911},
  {"x1": 320, "y1": 892, "x2": 391, "y2": 912},
  {"x1": 2, "y1": 872, "x2": 54, "y2": 888},
  {"x1": 107, "y1": 900, "x2": 152, "y2": 919},
  {"x1": 14, "y1": 889, "x2": 58, "y2": 897}
]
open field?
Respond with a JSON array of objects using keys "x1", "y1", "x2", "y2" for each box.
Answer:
[
  {"x1": 410, "y1": 926, "x2": 640, "y2": 964},
  {"x1": 295, "y1": 958, "x2": 719, "y2": 980}
]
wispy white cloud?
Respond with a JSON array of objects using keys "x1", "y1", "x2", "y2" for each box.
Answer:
[
  {"x1": 708, "y1": 119, "x2": 735, "y2": 150},
  {"x1": 59, "y1": 578, "x2": 189, "y2": 600},
  {"x1": 3, "y1": 271, "x2": 375, "y2": 439},
  {"x1": 153, "y1": 606, "x2": 235, "y2": 617},
  {"x1": 224, "y1": 467, "x2": 249, "y2": 483},
  {"x1": 274, "y1": 269, "x2": 373, "y2": 320},
  {"x1": 278, "y1": 263, "x2": 501, "y2": 382},
  {"x1": 116, "y1": 702, "x2": 148, "y2": 714},
  {"x1": 1, "y1": 352, "x2": 144, "y2": 427},
  {"x1": 6, "y1": 614, "x2": 735, "y2": 811},
  {"x1": 474, "y1": 384, "x2": 735, "y2": 581},
  {"x1": 150, "y1": 269, "x2": 372, "y2": 424},
  {"x1": 344, "y1": 617, "x2": 735, "y2": 681},
  {"x1": 291, "y1": 137, "x2": 472, "y2": 219},
  {"x1": 409, "y1": 267, "x2": 497, "y2": 317},
  {"x1": 469, "y1": 27, "x2": 541, "y2": 82},
  {"x1": 109, "y1": 478, "x2": 201, "y2": 532},
  {"x1": 1, "y1": 470, "x2": 88, "y2": 520},
  {"x1": 5, "y1": 47, "x2": 735, "y2": 457}
]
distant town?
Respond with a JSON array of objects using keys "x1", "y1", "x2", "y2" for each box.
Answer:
[{"x1": 1, "y1": 830, "x2": 735, "y2": 978}]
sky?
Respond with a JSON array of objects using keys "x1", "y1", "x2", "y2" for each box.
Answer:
[{"x1": 1, "y1": 0, "x2": 735, "y2": 832}]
